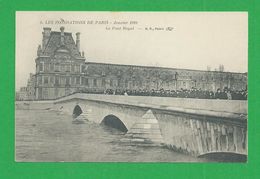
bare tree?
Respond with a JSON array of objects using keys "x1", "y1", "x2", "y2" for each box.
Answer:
[
  {"x1": 219, "y1": 64, "x2": 224, "y2": 72},
  {"x1": 207, "y1": 66, "x2": 211, "y2": 71}
]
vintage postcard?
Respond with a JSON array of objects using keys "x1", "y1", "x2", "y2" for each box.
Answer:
[{"x1": 15, "y1": 11, "x2": 247, "y2": 162}]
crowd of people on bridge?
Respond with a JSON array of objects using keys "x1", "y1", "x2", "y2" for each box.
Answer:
[{"x1": 79, "y1": 87, "x2": 247, "y2": 100}]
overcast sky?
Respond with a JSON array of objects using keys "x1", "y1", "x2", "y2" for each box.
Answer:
[{"x1": 16, "y1": 12, "x2": 248, "y2": 90}]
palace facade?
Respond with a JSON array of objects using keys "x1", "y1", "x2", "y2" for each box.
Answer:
[{"x1": 17, "y1": 27, "x2": 247, "y2": 100}]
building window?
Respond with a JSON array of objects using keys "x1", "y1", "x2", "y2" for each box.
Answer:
[
  {"x1": 128, "y1": 81, "x2": 132, "y2": 88},
  {"x1": 50, "y1": 76, "x2": 54, "y2": 84},
  {"x1": 66, "y1": 77, "x2": 70, "y2": 85},
  {"x1": 44, "y1": 76, "x2": 49, "y2": 84},
  {"x1": 55, "y1": 76, "x2": 59, "y2": 85},
  {"x1": 55, "y1": 88, "x2": 59, "y2": 96},
  {"x1": 38, "y1": 76, "x2": 42, "y2": 84},
  {"x1": 71, "y1": 65, "x2": 75, "y2": 72},
  {"x1": 44, "y1": 63, "x2": 49, "y2": 72},
  {"x1": 60, "y1": 77, "x2": 66, "y2": 85},
  {"x1": 93, "y1": 79, "x2": 97, "y2": 87},
  {"x1": 110, "y1": 79, "x2": 113, "y2": 87},
  {"x1": 75, "y1": 65, "x2": 80, "y2": 73},
  {"x1": 139, "y1": 81, "x2": 142, "y2": 87},
  {"x1": 38, "y1": 87, "x2": 42, "y2": 99},
  {"x1": 50, "y1": 63, "x2": 54, "y2": 72},
  {"x1": 66, "y1": 65, "x2": 70, "y2": 72},
  {"x1": 125, "y1": 80, "x2": 128, "y2": 88},
  {"x1": 102, "y1": 79, "x2": 106, "y2": 86},
  {"x1": 54, "y1": 64, "x2": 60, "y2": 72},
  {"x1": 60, "y1": 64, "x2": 65, "y2": 72},
  {"x1": 85, "y1": 78, "x2": 89, "y2": 86},
  {"x1": 76, "y1": 77, "x2": 80, "y2": 85},
  {"x1": 71, "y1": 77, "x2": 75, "y2": 85},
  {"x1": 80, "y1": 77, "x2": 84, "y2": 85},
  {"x1": 81, "y1": 65, "x2": 85, "y2": 73},
  {"x1": 39, "y1": 62, "x2": 44, "y2": 72},
  {"x1": 42, "y1": 88, "x2": 48, "y2": 99}
]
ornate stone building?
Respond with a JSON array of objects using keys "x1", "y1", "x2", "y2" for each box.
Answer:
[
  {"x1": 35, "y1": 27, "x2": 86, "y2": 99},
  {"x1": 16, "y1": 87, "x2": 28, "y2": 100},
  {"x1": 20, "y1": 27, "x2": 247, "y2": 100},
  {"x1": 16, "y1": 73, "x2": 36, "y2": 100},
  {"x1": 26, "y1": 73, "x2": 36, "y2": 100},
  {"x1": 84, "y1": 62, "x2": 247, "y2": 93}
]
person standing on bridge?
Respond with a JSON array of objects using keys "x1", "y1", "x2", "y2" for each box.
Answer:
[{"x1": 226, "y1": 90, "x2": 232, "y2": 100}]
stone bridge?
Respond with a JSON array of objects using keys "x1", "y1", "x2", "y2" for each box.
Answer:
[{"x1": 48, "y1": 93, "x2": 248, "y2": 158}]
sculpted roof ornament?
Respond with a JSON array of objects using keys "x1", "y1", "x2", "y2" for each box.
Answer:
[{"x1": 37, "y1": 45, "x2": 42, "y2": 56}]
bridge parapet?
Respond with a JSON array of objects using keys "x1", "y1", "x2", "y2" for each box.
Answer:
[{"x1": 55, "y1": 93, "x2": 247, "y2": 114}]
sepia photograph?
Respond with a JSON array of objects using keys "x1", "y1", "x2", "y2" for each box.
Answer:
[{"x1": 15, "y1": 11, "x2": 248, "y2": 162}]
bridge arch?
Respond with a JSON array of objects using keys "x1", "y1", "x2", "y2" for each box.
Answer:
[
  {"x1": 198, "y1": 152, "x2": 247, "y2": 162},
  {"x1": 72, "y1": 104, "x2": 83, "y2": 118},
  {"x1": 101, "y1": 115, "x2": 128, "y2": 132}
]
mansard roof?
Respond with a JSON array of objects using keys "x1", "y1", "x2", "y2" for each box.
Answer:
[
  {"x1": 84, "y1": 61, "x2": 248, "y2": 81},
  {"x1": 42, "y1": 31, "x2": 82, "y2": 59},
  {"x1": 85, "y1": 61, "x2": 247, "y2": 75}
]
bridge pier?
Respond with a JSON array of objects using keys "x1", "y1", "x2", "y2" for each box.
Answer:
[
  {"x1": 121, "y1": 109, "x2": 164, "y2": 146},
  {"x1": 74, "y1": 112, "x2": 89, "y2": 121}
]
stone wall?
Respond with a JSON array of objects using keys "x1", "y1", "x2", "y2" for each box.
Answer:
[{"x1": 153, "y1": 109, "x2": 247, "y2": 156}]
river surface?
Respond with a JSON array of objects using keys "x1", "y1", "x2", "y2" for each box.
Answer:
[{"x1": 16, "y1": 109, "x2": 210, "y2": 162}]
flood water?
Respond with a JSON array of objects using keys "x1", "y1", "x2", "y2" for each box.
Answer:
[{"x1": 16, "y1": 109, "x2": 210, "y2": 162}]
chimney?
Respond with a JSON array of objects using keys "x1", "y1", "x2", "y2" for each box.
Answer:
[
  {"x1": 76, "y1": 32, "x2": 80, "y2": 52},
  {"x1": 42, "y1": 27, "x2": 51, "y2": 50},
  {"x1": 60, "y1": 26, "x2": 65, "y2": 46},
  {"x1": 37, "y1": 45, "x2": 42, "y2": 56}
]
